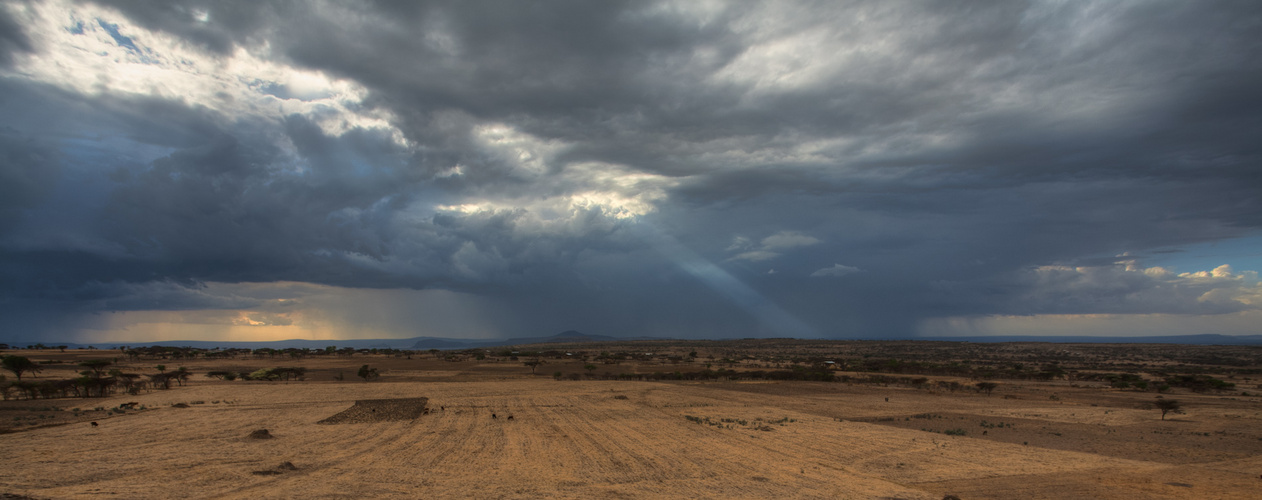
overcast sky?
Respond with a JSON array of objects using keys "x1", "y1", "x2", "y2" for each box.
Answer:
[{"x1": 1, "y1": 0, "x2": 1260, "y2": 344}]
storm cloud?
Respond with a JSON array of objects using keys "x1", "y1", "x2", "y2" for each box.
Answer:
[{"x1": 1, "y1": 0, "x2": 1260, "y2": 343}]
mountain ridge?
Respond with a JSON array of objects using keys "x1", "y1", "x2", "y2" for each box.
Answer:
[{"x1": 5, "y1": 332, "x2": 1260, "y2": 350}]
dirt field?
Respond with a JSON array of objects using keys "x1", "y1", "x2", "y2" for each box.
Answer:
[{"x1": 2, "y1": 347, "x2": 1261, "y2": 499}]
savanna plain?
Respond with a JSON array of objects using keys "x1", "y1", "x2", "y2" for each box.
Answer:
[{"x1": 3, "y1": 339, "x2": 1261, "y2": 499}]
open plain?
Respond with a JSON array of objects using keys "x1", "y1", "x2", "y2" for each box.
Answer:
[{"x1": 2, "y1": 341, "x2": 1261, "y2": 499}]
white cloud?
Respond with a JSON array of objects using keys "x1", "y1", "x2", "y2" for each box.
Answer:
[
  {"x1": 9, "y1": 0, "x2": 408, "y2": 147},
  {"x1": 760, "y1": 231, "x2": 821, "y2": 250},
  {"x1": 1018, "y1": 262, "x2": 1262, "y2": 314},
  {"x1": 810, "y1": 263, "x2": 861, "y2": 278},
  {"x1": 731, "y1": 250, "x2": 779, "y2": 262},
  {"x1": 726, "y1": 236, "x2": 753, "y2": 251},
  {"x1": 728, "y1": 230, "x2": 820, "y2": 261}
]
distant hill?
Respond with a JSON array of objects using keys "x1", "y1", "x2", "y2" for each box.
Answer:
[
  {"x1": 410, "y1": 330, "x2": 623, "y2": 350},
  {"x1": 6, "y1": 332, "x2": 1261, "y2": 351}
]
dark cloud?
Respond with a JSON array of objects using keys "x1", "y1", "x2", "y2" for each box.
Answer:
[
  {"x1": 0, "y1": 3, "x2": 33, "y2": 68},
  {"x1": 2, "y1": 1, "x2": 1261, "y2": 341},
  {"x1": 0, "y1": 128, "x2": 60, "y2": 230}
]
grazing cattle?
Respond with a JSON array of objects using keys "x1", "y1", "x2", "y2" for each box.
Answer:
[
  {"x1": 90, "y1": 422, "x2": 98, "y2": 427},
  {"x1": 507, "y1": 415, "x2": 514, "y2": 421},
  {"x1": 491, "y1": 413, "x2": 497, "y2": 419}
]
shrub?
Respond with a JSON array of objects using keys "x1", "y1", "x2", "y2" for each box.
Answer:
[{"x1": 246, "y1": 369, "x2": 277, "y2": 381}]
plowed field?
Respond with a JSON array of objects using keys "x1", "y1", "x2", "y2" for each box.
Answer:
[{"x1": 4, "y1": 376, "x2": 1260, "y2": 499}]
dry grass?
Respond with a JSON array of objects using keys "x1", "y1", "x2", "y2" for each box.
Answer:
[{"x1": 0, "y1": 348, "x2": 1260, "y2": 499}]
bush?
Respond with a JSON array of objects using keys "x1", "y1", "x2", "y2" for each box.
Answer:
[{"x1": 246, "y1": 369, "x2": 277, "y2": 381}]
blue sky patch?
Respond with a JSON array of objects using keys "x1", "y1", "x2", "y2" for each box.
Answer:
[{"x1": 96, "y1": 19, "x2": 138, "y2": 52}]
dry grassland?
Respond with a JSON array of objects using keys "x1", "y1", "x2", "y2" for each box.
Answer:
[{"x1": 2, "y1": 347, "x2": 1261, "y2": 499}]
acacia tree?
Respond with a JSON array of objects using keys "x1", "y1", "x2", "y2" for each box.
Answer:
[
  {"x1": 1154, "y1": 399, "x2": 1182, "y2": 420},
  {"x1": 149, "y1": 372, "x2": 172, "y2": 390},
  {"x1": 523, "y1": 360, "x2": 543, "y2": 374},
  {"x1": 976, "y1": 382, "x2": 998, "y2": 396},
  {"x1": 172, "y1": 367, "x2": 191, "y2": 386},
  {"x1": 357, "y1": 364, "x2": 379, "y2": 381},
  {"x1": 79, "y1": 359, "x2": 112, "y2": 377},
  {"x1": 206, "y1": 370, "x2": 233, "y2": 380},
  {"x1": 2, "y1": 355, "x2": 41, "y2": 381}
]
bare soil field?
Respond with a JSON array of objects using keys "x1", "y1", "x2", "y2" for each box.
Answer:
[{"x1": 2, "y1": 342, "x2": 1261, "y2": 499}]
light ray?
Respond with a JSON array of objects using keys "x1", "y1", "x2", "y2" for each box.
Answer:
[{"x1": 636, "y1": 225, "x2": 818, "y2": 338}]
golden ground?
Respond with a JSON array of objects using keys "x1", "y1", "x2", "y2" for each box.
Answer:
[{"x1": 1, "y1": 350, "x2": 1260, "y2": 499}]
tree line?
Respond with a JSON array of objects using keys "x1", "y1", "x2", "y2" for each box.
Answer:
[{"x1": 1, "y1": 355, "x2": 190, "y2": 400}]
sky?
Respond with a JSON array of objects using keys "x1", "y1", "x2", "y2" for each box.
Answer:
[{"x1": 1, "y1": 0, "x2": 1260, "y2": 344}]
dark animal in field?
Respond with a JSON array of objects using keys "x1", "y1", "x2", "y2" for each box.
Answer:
[
  {"x1": 492, "y1": 413, "x2": 497, "y2": 419},
  {"x1": 90, "y1": 422, "x2": 98, "y2": 427},
  {"x1": 507, "y1": 415, "x2": 514, "y2": 420}
]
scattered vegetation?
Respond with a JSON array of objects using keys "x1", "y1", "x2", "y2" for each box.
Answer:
[
  {"x1": 2, "y1": 339, "x2": 1252, "y2": 404},
  {"x1": 241, "y1": 367, "x2": 307, "y2": 381}
]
